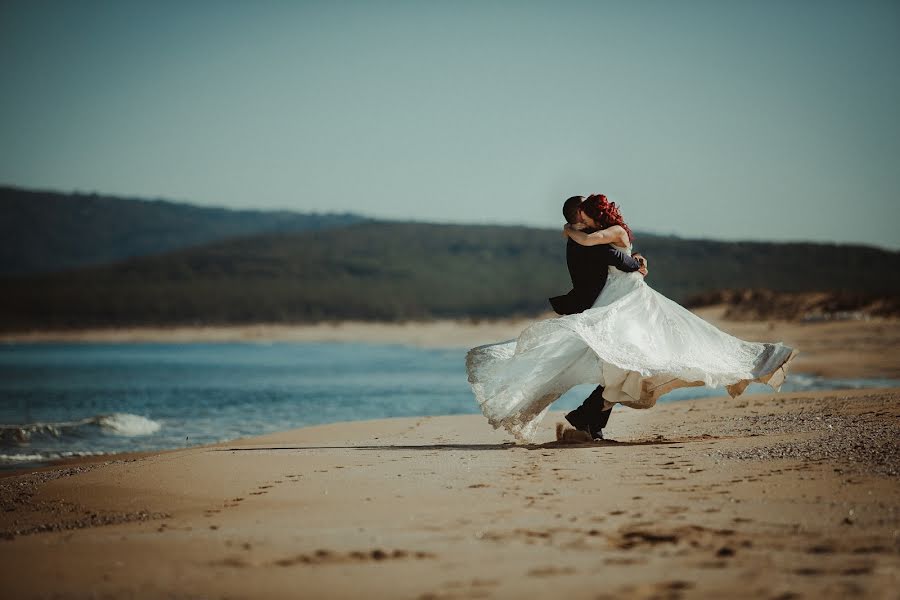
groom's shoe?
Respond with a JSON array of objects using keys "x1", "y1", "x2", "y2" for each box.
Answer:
[
  {"x1": 564, "y1": 411, "x2": 590, "y2": 435},
  {"x1": 566, "y1": 411, "x2": 605, "y2": 442}
]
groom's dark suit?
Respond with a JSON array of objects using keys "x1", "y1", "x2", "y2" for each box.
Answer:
[
  {"x1": 549, "y1": 237, "x2": 643, "y2": 436},
  {"x1": 549, "y1": 239, "x2": 642, "y2": 315}
]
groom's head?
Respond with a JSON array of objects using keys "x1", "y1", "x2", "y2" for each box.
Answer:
[{"x1": 562, "y1": 196, "x2": 585, "y2": 225}]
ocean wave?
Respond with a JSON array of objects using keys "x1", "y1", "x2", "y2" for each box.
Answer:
[
  {"x1": 95, "y1": 413, "x2": 162, "y2": 436},
  {"x1": 0, "y1": 413, "x2": 161, "y2": 446}
]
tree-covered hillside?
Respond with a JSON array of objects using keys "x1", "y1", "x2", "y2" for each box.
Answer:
[
  {"x1": 0, "y1": 186, "x2": 367, "y2": 275},
  {"x1": 1, "y1": 222, "x2": 896, "y2": 331}
]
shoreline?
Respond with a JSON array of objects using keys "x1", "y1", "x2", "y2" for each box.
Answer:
[
  {"x1": 3, "y1": 367, "x2": 898, "y2": 477},
  {"x1": 0, "y1": 448, "x2": 172, "y2": 479},
  {"x1": 0, "y1": 317, "x2": 536, "y2": 348},
  {"x1": 7, "y1": 308, "x2": 897, "y2": 346},
  {"x1": 2, "y1": 308, "x2": 898, "y2": 379},
  {"x1": 1, "y1": 387, "x2": 897, "y2": 598}
]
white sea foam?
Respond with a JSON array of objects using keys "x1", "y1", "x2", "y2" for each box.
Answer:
[
  {"x1": 0, "y1": 453, "x2": 48, "y2": 462},
  {"x1": 787, "y1": 373, "x2": 818, "y2": 387},
  {"x1": 96, "y1": 413, "x2": 162, "y2": 436},
  {"x1": 0, "y1": 413, "x2": 162, "y2": 444},
  {"x1": 0, "y1": 450, "x2": 107, "y2": 464}
]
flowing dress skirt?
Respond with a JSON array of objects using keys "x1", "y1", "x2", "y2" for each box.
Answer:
[{"x1": 466, "y1": 267, "x2": 797, "y2": 442}]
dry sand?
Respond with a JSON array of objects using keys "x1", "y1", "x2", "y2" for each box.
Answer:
[
  {"x1": 1, "y1": 388, "x2": 898, "y2": 599},
  {"x1": 3, "y1": 307, "x2": 899, "y2": 379}
]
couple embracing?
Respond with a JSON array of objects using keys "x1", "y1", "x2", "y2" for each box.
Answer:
[{"x1": 466, "y1": 194, "x2": 797, "y2": 443}]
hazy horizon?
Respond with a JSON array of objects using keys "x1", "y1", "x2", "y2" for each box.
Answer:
[{"x1": 2, "y1": 1, "x2": 898, "y2": 249}]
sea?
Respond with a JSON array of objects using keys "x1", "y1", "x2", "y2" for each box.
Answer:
[{"x1": 1, "y1": 342, "x2": 896, "y2": 469}]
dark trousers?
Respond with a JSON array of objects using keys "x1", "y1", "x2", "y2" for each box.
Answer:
[{"x1": 565, "y1": 385, "x2": 612, "y2": 431}]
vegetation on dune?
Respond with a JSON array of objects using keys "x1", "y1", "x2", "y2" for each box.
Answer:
[{"x1": 2, "y1": 219, "x2": 897, "y2": 331}]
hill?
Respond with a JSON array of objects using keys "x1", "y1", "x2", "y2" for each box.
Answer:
[
  {"x1": 0, "y1": 185, "x2": 367, "y2": 275},
  {"x1": 1, "y1": 222, "x2": 897, "y2": 331}
]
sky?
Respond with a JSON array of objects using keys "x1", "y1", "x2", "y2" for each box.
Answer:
[{"x1": 1, "y1": 1, "x2": 898, "y2": 249}]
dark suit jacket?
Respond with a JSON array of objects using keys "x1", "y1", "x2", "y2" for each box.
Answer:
[{"x1": 549, "y1": 239, "x2": 642, "y2": 315}]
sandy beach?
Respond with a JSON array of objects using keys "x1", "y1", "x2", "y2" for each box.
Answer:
[
  {"x1": 2, "y1": 311, "x2": 898, "y2": 598},
  {"x1": 1, "y1": 387, "x2": 898, "y2": 599}
]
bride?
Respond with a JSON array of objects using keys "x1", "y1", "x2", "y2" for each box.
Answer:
[{"x1": 466, "y1": 194, "x2": 797, "y2": 443}]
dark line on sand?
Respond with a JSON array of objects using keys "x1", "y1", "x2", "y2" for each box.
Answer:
[{"x1": 212, "y1": 438, "x2": 701, "y2": 453}]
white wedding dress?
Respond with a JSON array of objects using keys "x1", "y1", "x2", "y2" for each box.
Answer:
[{"x1": 466, "y1": 244, "x2": 797, "y2": 442}]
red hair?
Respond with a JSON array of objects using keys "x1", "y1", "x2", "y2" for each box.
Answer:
[{"x1": 582, "y1": 194, "x2": 633, "y2": 242}]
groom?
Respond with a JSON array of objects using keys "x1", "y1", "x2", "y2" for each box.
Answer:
[{"x1": 549, "y1": 195, "x2": 648, "y2": 440}]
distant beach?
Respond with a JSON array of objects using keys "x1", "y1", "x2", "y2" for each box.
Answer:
[{"x1": 3, "y1": 307, "x2": 898, "y2": 379}]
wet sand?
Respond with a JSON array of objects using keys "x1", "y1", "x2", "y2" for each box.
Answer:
[{"x1": 1, "y1": 388, "x2": 898, "y2": 599}]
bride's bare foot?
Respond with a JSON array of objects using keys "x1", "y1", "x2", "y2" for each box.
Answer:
[{"x1": 555, "y1": 422, "x2": 593, "y2": 444}]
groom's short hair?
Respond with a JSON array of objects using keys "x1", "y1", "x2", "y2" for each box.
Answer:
[{"x1": 562, "y1": 196, "x2": 583, "y2": 225}]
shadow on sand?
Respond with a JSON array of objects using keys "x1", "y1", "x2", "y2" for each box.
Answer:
[{"x1": 212, "y1": 436, "x2": 715, "y2": 453}]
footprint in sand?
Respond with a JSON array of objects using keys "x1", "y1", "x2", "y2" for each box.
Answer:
[
  {"x1": 604, "y1": 556, "x2": 647, "y2": 565},
  {"x1": 612, "y1": 524, "x2": 741, "y2": 552},
  {"x1": 696, "y1": 559, "x2": 728, "y2": 569},
  {"x1": 270, "y1": 548, "x2": 434, "y2": 567},
  {"x1": 212, "y1": 556, "x2": 252, "y2": 568},
  {"x1": 423, "y1": 579, "x2": 498, "y2": 600},
  {"x1": 527, "y1": 566, "x2": 576, "y2": 577},
  {"x1": 597, "y1": 580, "x2": 694, "y2": 600},
  {"x1": 842, "y1": 566, "x2": 873, "y2": 576},
  {"x1": 663, "y1": 506, "x2": 688, "y2": 515}
]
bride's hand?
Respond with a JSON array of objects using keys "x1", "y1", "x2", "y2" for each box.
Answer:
[
  {"x1": 562, "y1": 224, "x2": 571, "y2": 239},
  {"x1": 633, "y1": 253, "x2": 648, "y2": 277}
]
